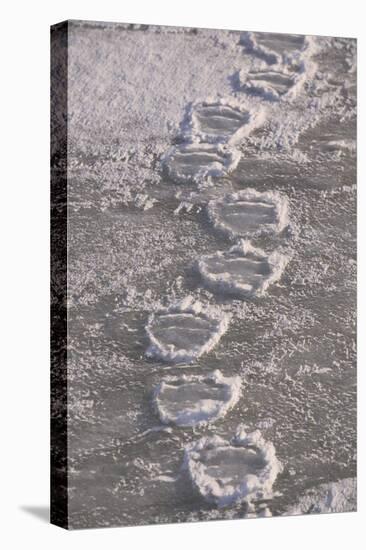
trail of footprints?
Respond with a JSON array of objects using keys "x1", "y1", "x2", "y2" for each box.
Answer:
[
  {"x1": 135, "y1": 33, "x2": 314, "y2": 512},
  {"x1": 239, "y1": 31, "x2": 313, "y2": 101}
]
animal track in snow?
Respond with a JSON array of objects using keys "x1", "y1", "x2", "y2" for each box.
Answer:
[
  {"x1": 208, "y1": 188, "x2": 289, "y2": 239},
  {"x1": 241, "y1": 31, "x2": 308, "y2": 65},
  {"x1": 198, "y1": 240, "x2": 289, "y2": 298},
  {"x1": 145, "y1": 298, "x2": 230, "y2": 363},
  {"x1": 182, "y1": 99, "x2": 264, "y2": 145},
  {"x1": 153, "y1": 370, "x2": 241, "y2": 427},
  {"x1": 183, "y1": 426, "x2": 283, "y2": 507},
  {"x1": 240, "y1": 69, "x2": 303, "y2": 101},
  {"x1": 162, "y1": 142, "x2": 241, "y2": 184}
]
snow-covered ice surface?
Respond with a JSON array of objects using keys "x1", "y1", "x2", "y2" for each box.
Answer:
[{"x1": 64, "y1": 21, "x2": 356, "y2": 529}]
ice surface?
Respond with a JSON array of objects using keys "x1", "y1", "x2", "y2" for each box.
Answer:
[
  {"x1": 153, "y1": 370, "x2": 241, "y2": 427},
  {"x1": 286, "y1": 478, "x2": 356, "y2": 515},
  {"x1": 182, "y1": 98, "x2": 264, "y2": 145},
  {"x1": 208, "y1": 188, "x2": 289, "y2": 239},
  {"x1": 146, "y1": 298, "x2": 230, "y2": 363},
  {"x1": 198, "y1": 240, "x2": 289, "y2": 298},
  {"x1": 183, "y1": 426, "x2": 282, "y2": 506},
  {"x1": 162, "y1": 142, "x2": 241, "y2": 184}
]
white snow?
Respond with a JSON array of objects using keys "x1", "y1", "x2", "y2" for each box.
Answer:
[
  {"x1": 67, "y1": 23, "x2": 253, "y2": 207},
  {"x1": 153, "y1": 370, "x2": 241, "y2": 427},
  {"x1": 183, "y1": 425, "x2": 283, "y2": 507}
]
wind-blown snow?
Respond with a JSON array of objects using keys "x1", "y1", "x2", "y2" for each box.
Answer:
[{"x1": 153, "y1": 370, "x2": 241, "y2": 427}]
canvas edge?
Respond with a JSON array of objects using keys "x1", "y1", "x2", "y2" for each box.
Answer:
[{"x1": 50, "y1": 20, "x2": 69, "y2": 530}]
